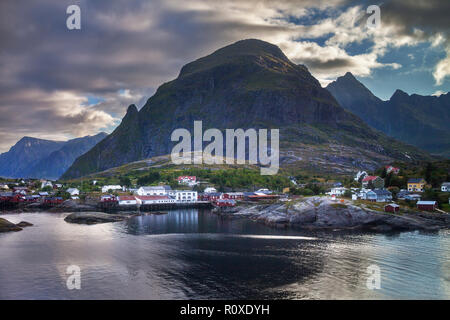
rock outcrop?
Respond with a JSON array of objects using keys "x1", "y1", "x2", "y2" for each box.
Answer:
[
  {"x1": 64, "y1": 212, "x2": 132, "y2": 225},
  {"x1": 225, "y1": 197, "x2": 450, "y2": 232},
  {"x1": 0, "y1": 217, "x2": 33, "y2": 232}
]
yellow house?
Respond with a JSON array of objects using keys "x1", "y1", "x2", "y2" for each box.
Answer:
[
  {"x1": 407, "y1": 178, "x2": 426, "y2": 192},
  {"x1": 282, "y1": 187, "x2": 291, "y2": 194}
]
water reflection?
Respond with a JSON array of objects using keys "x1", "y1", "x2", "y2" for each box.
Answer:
[{"x1": 0, "y1": 211, "x2": 448, "y2": 299}]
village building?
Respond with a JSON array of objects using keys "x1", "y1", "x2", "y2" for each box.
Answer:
[
  {"x1": 177, "y1": 176, "x2": 198, "y2": 187},
  {"x1": 327, "y1": 187, "x2": 347, "y2": 196},
  {"x1": 100, "y1": 195, "x2": 117, "y2": 202},
  {"x1": 41, "y1": 181, "x2": 53, "y2": 189},
  {"x1": 117, "y1": 195, "x2": 137, "y2": 206},
  {"x1": 38, "y1": 191, "x2": 49, "y2": 197},
  {"x1": 362, "y1": 176, "x2": 384, "y2": 189},
  {"x1": 204, "y1": 187, "x2": 217, "y2": 193},
  {"x1": 354, "y1": 171, "x2": 368, "y2": 182},
  {"x1": 255, "y1": 188, "x2": 272, "y2": 194},
  {"x1": 214, "y1": 199, "x2": 236, "y2": 207},
  {"x1": 417, "y1": 201, "x2": 437, "y2": 211},
  {"x1": 0, "y1": 184, "x2": 9, "y2": 190},
  {"x1": 67, "y1": 188, "x2": 80, "y2": 196},
  {"x1": 201, "y1": 192, "x2": 222, "y2": 201},
  {"x1": 385, "y1": 165, "x2": 400, "y2": 175},
  {"x1": 397, "y1": 189, "x2": 410, "y2": 200},
  {"x1": 222, "y1": 192, "x2": 244, "y2": 200},
  {"x1": 407, "y1": 178, "x2": 426, "y2": 192},
  {"x1": 175, "y1": 190, "x2": 198, "y2": 202},
  {"x1": 372, "y1": 189, "x2": 393, "y2": 202},
  {"x1": 13, "y1": 187, "x2": 28, "y2": 195},
  {"x1": 101, "y1": 185, "x2": 122, "y2": 193},
  {"x1": 135, "y1": 195, "x2": 175, "y2": 205},
  {"x1": 385, "y1": 204, "x2": 400, "y2": 213},
  {"x1": 405, "y1": 194, "x2": 421, "y2": 201},
  {"x1": 441, "y1": 182, "x2": 450, "y2": 192},
  {"x1": 136, "y1": 185, "x2": 172, "y2": 196}
]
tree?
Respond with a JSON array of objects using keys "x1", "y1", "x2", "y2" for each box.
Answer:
[
  {"x1": 343, "y1": 190, "x2": 352, "y2": 198},
  {"x1": 120, "y1": 176, "x2": 132, "y2": 187}
]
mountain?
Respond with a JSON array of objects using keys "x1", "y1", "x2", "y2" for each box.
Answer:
[
  {"x1": 0, "y1": 133, "x2": 107, "y2": 179},
  {"x1": 62, "y1": 39, "x2": 431, "y2": 179},
  {"x1": 327, "y1": 72, "x2": 450, "y2": 157}
]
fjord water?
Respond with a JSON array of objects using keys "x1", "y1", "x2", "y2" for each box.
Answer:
[{"x1": 0, "y1": 210, "x2": 449, "y2": 299}]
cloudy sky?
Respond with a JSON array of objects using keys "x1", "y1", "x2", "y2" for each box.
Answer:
[{"x1": 0, "y1": 0, "x2": 449, "y2": 152}]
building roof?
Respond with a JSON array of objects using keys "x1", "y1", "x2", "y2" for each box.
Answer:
[
  {"x1": 441, "y1": 182, "x2": 450, "y2": 186},
  {"x1": 205, "y1": 192, "x2": 222, "y2": 196},
  {"x1": 385, "y1": 204, "x2": 400, "y2": 208},
  {"x1": 67, "y1": 188, "x2": 79, "y2": 192},
  {"x1": 408, "y1": 178, "x2": 425, "y2": 183},
  {"x1": 372, "y1": 189, "x2": 392, "y2": 196},
  {"x1": 417, "y1": 201, "x2": 436, "y2": 205},
  {"x1": 362, "y1": 176, "x2": 380, "y2": 182},
  {"x1": 136, "y1": 195, "x2": 169, "y2": 200},
  {"x1": 0, "y1": 192, "x2": 14, "y2": 197},
  {"x1": 177, "y1": 176, "x2": 196, "y2": 180},
  {"x1": 140, "y1": 185, "x2": 171, "y2": 191},
  {"x1": 118, "y1": 196, "x2": 136, "y2": 201}
]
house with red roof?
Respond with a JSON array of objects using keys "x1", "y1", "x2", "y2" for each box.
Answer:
[{"x1": 385, "y1": 165, "x2": 400, "y2": 175}]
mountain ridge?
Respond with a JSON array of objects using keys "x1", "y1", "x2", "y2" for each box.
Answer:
[
  {"x1": 326, "y1": 73, "x2": 450, "y2": 157},
  {"x1": 62, "y1": 39, "x2": 431, "y2": 180},
  {"x1": 0, "y1": 133, "x2": 107, "y2": 179}
]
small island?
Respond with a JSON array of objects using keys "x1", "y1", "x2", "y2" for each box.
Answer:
[{"x1": 0, "y1": 217, "x2": 33, "y2": 233}]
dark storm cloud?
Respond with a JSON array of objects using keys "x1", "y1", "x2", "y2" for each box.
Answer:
[{"x1": 0, "y1": 0, "x2": 448, "y2": 152}]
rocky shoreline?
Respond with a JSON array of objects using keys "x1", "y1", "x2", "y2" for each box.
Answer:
[
  {"x1": 0, "y1": 218, "x2": 33, "y2": 233},
  {"x1": 213, "y1": 197, "x2": 450, "y2": 233}
]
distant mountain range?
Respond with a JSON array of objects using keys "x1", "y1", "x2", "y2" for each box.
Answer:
[
  {"x1": 326, "y1": 72, "x2": 450, "y2": 157},
  {"x1": 61, "y1": 39, "x2": 430, "y2": 180},
  {"x1": 0, "y1": 133, "x2": 107, "y2": 179}
]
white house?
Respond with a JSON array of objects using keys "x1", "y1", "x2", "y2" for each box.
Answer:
[
  {"x1": 136, "y1": 186, "x2": 172, "y2": 196},
  {"x1": 41, "y1": 181, "x2": 53, "y2": 189},
  {"x1": 441, "y1": 182, "x2": 450, "y2": 192},
  {"x1": 117, "y1": 195, "x2": 137, "y2": 206},
  {"x1": 135, "y1": 195, "x2": 176, "y2": 205},
  {"x1": 175, "y1": 190, "x2": 198, "y2": 202},
  {"x1": 328, "y1": 187, "x2": 347, "y2": 196},
  {"x1": 204, "y1": 187, "x2": 217, "y2": 193},
  {"x1": 101, "y1": 185, "x2": 122, "y2": 193},
  {"x1": 354, "y1": 171, "x2": 368, "y2": 182},
  {"x1": 177, "y1": 176, "x2": 198, "y2": 186},
  {"x1": 66, "y1": 188, "x2": 80, "y2": 196},
  {"x1": 256, "y1": 188, "x2": 272, "y2": 194}
]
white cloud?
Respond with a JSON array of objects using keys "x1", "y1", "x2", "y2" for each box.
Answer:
[{"x1": 433, "y1": 49, "x2": 450, "y2": 85}]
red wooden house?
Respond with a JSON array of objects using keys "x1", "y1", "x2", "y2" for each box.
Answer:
[
  {"x1": 416, "y1": 201, "x2": 437, "y2": 211},
  {"x1": 384, "y1": 204, "x2": 399, "y2": 213}
]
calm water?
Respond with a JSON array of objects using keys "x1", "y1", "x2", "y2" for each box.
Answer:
[{"x1": 0, "y1": 210, "x2": 449, "y2": 300}]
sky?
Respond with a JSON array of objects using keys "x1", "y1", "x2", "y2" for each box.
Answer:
[{"x1": 0, "y1": 0, "x2": 449, "y2": 153}]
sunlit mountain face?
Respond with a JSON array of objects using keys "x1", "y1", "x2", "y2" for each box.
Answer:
[{"x1": 0, "y1": 0, "x2": 449, "y2": 154}]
